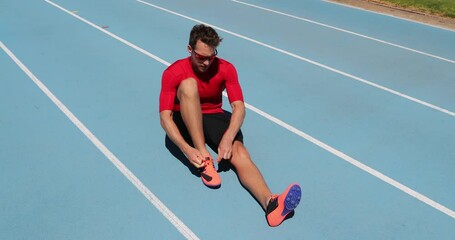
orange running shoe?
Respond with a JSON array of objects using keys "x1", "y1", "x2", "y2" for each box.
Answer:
[
  {"x1": 199, "y1": 157, "x2": 221, "y2": 188},
  {"x1": 266, "y1": 183, "x2": 301, "y2": 227}
]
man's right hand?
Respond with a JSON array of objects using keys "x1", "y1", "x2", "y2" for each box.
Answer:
[{"x1": 183, "y1": 147, "x2": 207, "y2": 168}]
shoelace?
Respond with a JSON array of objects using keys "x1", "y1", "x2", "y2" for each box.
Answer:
[
  {"x1": 203, "y1": 157, "x2": 213, "y2": 167},
  {"x1": 199, "y1": 157, "x2": 214, "y2": 172}
]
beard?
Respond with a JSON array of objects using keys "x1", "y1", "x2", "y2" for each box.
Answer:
[{"x1": 192, "y1": 60, "x2": 211, "y2": 73}]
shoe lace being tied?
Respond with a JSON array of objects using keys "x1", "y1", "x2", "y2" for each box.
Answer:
[{"x1": 203, "y1": 157, "x2": 214, "y2": 168}]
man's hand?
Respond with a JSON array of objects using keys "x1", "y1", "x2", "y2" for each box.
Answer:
[
  {"x1": 217, "y1": 136, "x2": 233, "y2": 163},
  {"x1": 183, "y1": 146, "x2": 209, "y2": 168},
  {"x1": 216, "y1": 100, "x2": 245, "y2": 163}
]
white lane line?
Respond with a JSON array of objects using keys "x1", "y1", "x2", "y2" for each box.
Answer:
[
  {"x1": 136, "y1": 0, "x2": 455, "y2": 117},
  {"x1": 0, "y1": 40, "x2": 199, "y2": 240},
  {"x1": 233, "y1": 0, "x2": 455, "y2": 64},
  {"x1": 47, "y1": 0, "x2": 169, "y2": 66},
  {"x1": 42, "y1": 1, "x2": 455, "y2": 219}
]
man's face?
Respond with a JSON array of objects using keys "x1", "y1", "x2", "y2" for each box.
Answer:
[{"x1": 188, "y1": 40, "x2": 217, "y2": 73}]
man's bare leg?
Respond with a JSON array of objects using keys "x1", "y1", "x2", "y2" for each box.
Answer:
[
  {"x1": 177, "y1": 78, "x2": 210, "y2": 157},
  {"x1": 230, "y1": 141, "x2": 273, "y2": 210},
  {"x1": 177, "y1": 78, "x2": 221, "y2": 187},
  {"x1": 230, "y1": 141, "x2": 301, "y2": 227}
]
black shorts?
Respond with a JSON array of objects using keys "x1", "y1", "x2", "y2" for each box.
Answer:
[{"x1": 172, "y1": 111, "x2": 243, "y2": 152}]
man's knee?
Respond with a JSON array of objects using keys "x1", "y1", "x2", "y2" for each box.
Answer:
[
  {"x1": 177, "y1": 78, "x2": 198, "y2": 101},
  {"x1": 231, "y1": 141, "x2": 251, "y2": 165}
]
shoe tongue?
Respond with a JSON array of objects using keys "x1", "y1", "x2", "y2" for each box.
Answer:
[{"x1": 266, "y1": 196, "x2": 279, "y2": 212}]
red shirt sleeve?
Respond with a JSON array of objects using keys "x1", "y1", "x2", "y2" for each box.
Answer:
[
  {"x1": 224, "y1": 63, "x2": 244, "y2": 104},
  {"x1": 159, "y1": 68, "x2": 179, "y2": 112}
]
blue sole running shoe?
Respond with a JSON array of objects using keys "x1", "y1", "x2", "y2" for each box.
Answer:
[{"x1": 266, "y1": 183, "x2": 301, "y2": 227}]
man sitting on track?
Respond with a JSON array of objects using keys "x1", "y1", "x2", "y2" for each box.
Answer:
[{"x1": 159, "y1": 24, "x2": 301, "y2": 227}]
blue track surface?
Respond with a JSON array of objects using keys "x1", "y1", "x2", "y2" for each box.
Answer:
[{"x1": 1, "y1": 0, "x2": 454, "y2": 239}]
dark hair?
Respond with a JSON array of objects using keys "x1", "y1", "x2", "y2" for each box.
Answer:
[{"x1": 189, "y1": 24, "x2": 222, "y2": 49}]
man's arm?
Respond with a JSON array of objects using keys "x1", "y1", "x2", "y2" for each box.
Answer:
[
  {"x1": 160, "y1": 110, "x2": 205, "y2": 168},
  {"x1": 217, "y1": 100, "x2": 245, "y2": 161}
]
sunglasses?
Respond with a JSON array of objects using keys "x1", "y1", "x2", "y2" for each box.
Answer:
[{"x1": 192, "y1": 49, "x2": 218, "y2": 62}]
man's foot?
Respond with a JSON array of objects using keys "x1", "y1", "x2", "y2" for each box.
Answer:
[
  {"x1": 266, "y1": 183, "x2": 301, "y2": 227},
  {"x1": 199, "y1": 157, "x2": 221, "y2": 188}
]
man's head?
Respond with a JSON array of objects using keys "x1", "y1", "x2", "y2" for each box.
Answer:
[{"x1": 188, "y1": 24, "x2": 222, "y2": 73}]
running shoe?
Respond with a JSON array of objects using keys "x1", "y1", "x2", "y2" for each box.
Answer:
[
  {"x1": 266, "y1": 183, "x2": 301, "y2": 227},
  {"x1": 199, "y1": 157, "x2": 221, "y2": 188}
]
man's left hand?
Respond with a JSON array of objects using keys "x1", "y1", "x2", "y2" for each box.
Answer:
[{"x1": 217, "y1": 136, "x2": 233, "y2": 162}]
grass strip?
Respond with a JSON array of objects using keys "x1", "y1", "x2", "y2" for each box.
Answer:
[{"x1": 374, "y1": 0, "x2": 455, "y2": 18}]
